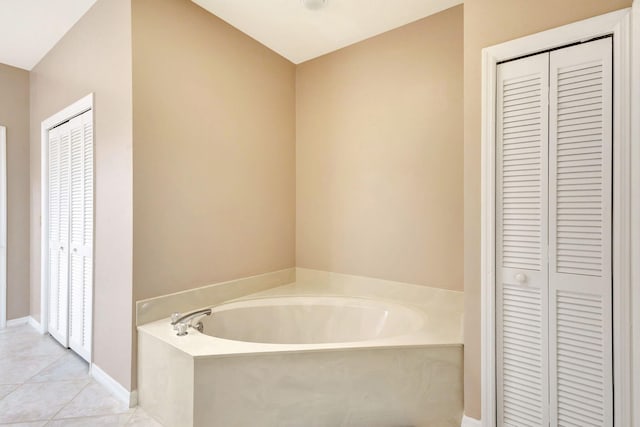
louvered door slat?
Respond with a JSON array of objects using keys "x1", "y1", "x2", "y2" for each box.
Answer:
[
  {"x1": 47, "y1": 128, "x2": 60, "y2": 335},
  {"x1": 496, "y1": 52, "x2": 549, "y2": 427},
  {"x1": 47, "y1": 123, "x2": 71, "y2": 347},
  {"x1": 68, "y1": 110, "x2": 93, "y2": 361},
  {"x1": 82, "y1": 117, "x2": 93, "y2": 352},
  {"x1": 549, "y1": 38, "x2": 613, "y2": 427}
]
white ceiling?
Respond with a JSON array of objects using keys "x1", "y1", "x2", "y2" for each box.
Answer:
[
  {"x1": 0, "y1": 0, "x2": 98, "y2": 70},
  {"x1": 192, "y1": 0, "x2": 463, "y2": 64},
  {"x1": 0, "y1": 0, "x2": 462, "y2": 70}
]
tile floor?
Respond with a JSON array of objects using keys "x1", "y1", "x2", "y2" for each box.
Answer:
[{"x1": 0, "y1": 323, "x2": 162, "y2": 426}]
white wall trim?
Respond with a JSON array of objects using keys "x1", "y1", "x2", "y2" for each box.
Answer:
[
  {"x1": 480, "y1": 8, "x2": 633, "y2": 427},
  {"x1": 90, "y1": 363, "x2": 137, "y2": 408},
  {"x1": 6, "y1": 316, "x2": 29, "y2": 327},
  {"x1": 631, "y1": 2, "x2": 640, "y2": 427},
  {"x1": 0, "y1": 126, "x2": 6, "y2": 330},
  {"x1": 39, "y1": 93, "x2": 94, "y2": 348},
  {"x1": 28, "y1": 316, "x2": 43, "y2": 333},
  {"x1": 461, "y1": 415, "x2": 482, "y2": 427},
  {"x1": 3, "y1": 316, "x2": 43, "y2": 332}
]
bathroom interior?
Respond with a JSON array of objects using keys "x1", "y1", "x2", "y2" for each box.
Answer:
[{"x1": 0, "y1": 0, "x2": 638, "y2": 426}]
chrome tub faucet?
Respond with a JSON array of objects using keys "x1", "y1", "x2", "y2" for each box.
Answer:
[{"x1": 170, "y1": 308, "x2": 212, "y2": 336}]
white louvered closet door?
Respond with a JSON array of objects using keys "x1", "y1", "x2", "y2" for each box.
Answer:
[
  {"x1": 48, "y1": 123, "x2": 71, "y2": 347},
  {"x1": 548, "y1": 39, "x2": 613, "y2": 427},
  {"x1": 47, "y1": 109, "x2": 93, "y2": 362},
  {"x1": 496, "y1": 37, "x2": 613, "y2": 427},
  {"x1": 496, "y1": 52, "x2": 550, "y2": 427},
  {"x1": 67, "y1": 110, "x2": 93, "y2": 360}
]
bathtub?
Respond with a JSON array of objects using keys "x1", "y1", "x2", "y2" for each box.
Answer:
[
  {"x1": 137, "y1": 275, "x2": 463, "y2": 427},
  {"x1": 204, "y1": 296, "x2": 424, "y2": 345}
]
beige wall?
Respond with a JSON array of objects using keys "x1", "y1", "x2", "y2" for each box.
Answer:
[
  {"x1": 30, "y1": 0, "x2": 133, "y2": 389},
  {"x1": 0, "y1": 64, "x2": 30, "y2": 320},
  {"x1": 131, "y1": 0, "x2": 296, "y2": 302},
  {"x1": 131, "y1": 0, "x2": 296, "y2": 386},
  {"x1": 463, "y1": 0, "x2": 632, "y2": 419},
  {"x1": 296, "y1": 6, "x2": 464, "y2": 291}
]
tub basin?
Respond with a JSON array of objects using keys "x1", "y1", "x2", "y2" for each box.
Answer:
[{"x1": 202, "y1": 296, "x2": 424, "y2": 344}]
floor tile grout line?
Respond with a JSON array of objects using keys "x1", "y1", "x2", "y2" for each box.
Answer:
[
  {"x1": 20, "y1": 347, "x2": 70, "y2": 385},
  {"x1": 1, "y1": 327, "x2": 146, "y2": 426},
  {"x1": 25, "y1": 353, "x2": 91, "y2": 385},
  {"x1": 0, "y1": 336, "x2": 71, "y2": 407},
  {"x1": 122, "y1": 407, "x2": 138, "y2": 425},
  {"x1": 45, "y1": 380, "x2": 137, "y2": 424},
  {"x1": 46, "y1": 409, "x2": 137, "y2": 426},
  {"x1": 0, "y1": 384, "x2": 22, "y2": 404},
  {"x1": 46, "y1": 379, "x2": 93, "y2": 423},
  {"x1": 0, "y1": 379, "x2": 91, "y2": 426},
  {"x1": 4, "y1": 336, "x2": 91, "y2": 424}
]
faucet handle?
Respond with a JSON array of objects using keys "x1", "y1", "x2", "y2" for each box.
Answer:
[
  {"x1": 171, "y1": 312, "x2": 181, "y2": 329},
  {"x1": 176, "y1": 322, "x2": 188, "y2": 336}
]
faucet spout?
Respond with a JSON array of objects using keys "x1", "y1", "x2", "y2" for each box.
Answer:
[{"x1": 170, "y1": 308, "x2": 212, "y2": 326}]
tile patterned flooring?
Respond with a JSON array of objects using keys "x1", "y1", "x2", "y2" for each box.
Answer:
[{"x1": 0, "y1": 324, "x2": 162, "y2": 426}]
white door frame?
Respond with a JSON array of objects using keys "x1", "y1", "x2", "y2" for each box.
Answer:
[
  {"x1": 632, "y1": 4, "x2": 640, "y2": 427},
  {"x1": 0, "y1": 126, "x2": 6, "y2": 329},
  {"x1": 39, "y1": 94, "x2": 94, "y2": 344},
  {"x1": 480, "y1": 9, "x2": 636, "y2": 427}
]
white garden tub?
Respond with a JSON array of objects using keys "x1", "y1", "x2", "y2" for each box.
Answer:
[
  {"x1": 138, "y1": 284, "x2": 463, "y2": 427},
  {"x1": 203, "y1": 296, "x2": 424, "y2": 345}
]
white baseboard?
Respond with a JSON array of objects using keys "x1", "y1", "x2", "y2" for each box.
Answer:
[
  {"x1": 28, "y1": 316, "x2": 43, "y2": 333},
  {"x1": 6, "y1": 316, "x2": 30, "y2": 327},
  {"x1": 4, "y1": 316, "x2": 44, "y2": 333},
  {"x1": 90, "y1": 363, "x2": 138, "y2": 408},
  {"x1": 461, "y1": 415, "x2": 482, "y2": 427}
]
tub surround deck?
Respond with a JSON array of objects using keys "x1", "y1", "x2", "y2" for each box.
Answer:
[
  {"x1": 136, "y1": 269, "x2": 464, "y2": 427},
  {"x1": 136, "y1": 268, "x2": 296, "y2": 326},
  {"x1": 138, "y1": 272, "x2": 463, "y2": 357}
]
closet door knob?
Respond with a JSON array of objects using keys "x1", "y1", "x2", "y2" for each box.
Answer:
[
  {"x1": 59, "y1": 246, "x2": 64, "y2": 251},
  {"x1": 515, "y1": 272, "x2": 527, "y2": 284}
]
